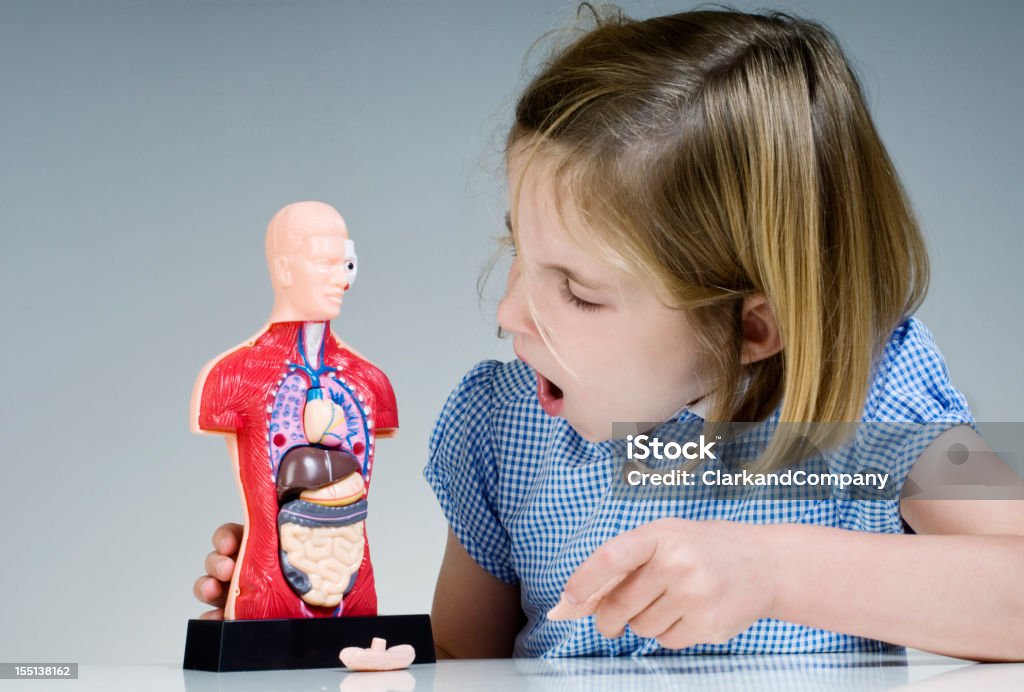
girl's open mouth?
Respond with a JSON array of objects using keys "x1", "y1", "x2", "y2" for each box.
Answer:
[{"x1": 536, "y1": 372, "x2": 564, "y2": 417}]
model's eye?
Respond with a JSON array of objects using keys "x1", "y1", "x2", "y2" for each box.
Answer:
[
  {"x1": 346, "y1": 261, "x2": 355, "y2": 271},
  {"x1": 560, "y1": 279, "x2": 601, "y2": 312}
]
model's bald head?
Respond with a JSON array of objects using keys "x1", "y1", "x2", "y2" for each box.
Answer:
[
  {"x1": 266, "y1": 201, "x2": 349, "y2": 265},
  {"x1": 265, "y1": 201, "x2": 356, "y2": 323}
]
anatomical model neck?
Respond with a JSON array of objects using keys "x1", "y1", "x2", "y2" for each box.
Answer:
[{"x1": 302, "y1": 321, "x2": 327, "y2": 369}]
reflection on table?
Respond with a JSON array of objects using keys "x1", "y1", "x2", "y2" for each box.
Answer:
[{"x1": 73, "y1": 649, "x2": 1023, "y2": 692}]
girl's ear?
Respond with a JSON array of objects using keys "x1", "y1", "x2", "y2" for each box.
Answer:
[{"x1": 740, "y1": 294, "x2": 783, "y2": 365}]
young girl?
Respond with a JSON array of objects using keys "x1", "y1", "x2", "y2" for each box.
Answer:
[{"x1": 195, "y1": 8, "x2": 1024, "y2": 661}]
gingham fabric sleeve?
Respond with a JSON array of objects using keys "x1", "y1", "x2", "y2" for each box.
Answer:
[
  {"x1": 423, "y1": 360, "x2": 519, "y2": 584},
  {"x1": 826, "y1": 317, "x2": 978, "y2": 532},
  {"x1": 866, "y1": 317, "x2": 977, "y2": 475},
  {"x1": 866, "y1": 319, "x2": 973, "y2": 423}
]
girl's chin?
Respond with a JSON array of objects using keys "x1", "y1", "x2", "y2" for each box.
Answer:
[{"x1": 564, "y1": 415, "x2": 614, "y2": 444}]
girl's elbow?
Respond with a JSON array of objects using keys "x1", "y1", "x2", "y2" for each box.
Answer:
[{"x1": 960, "y1": 627, "x2": 1024, "y2": 663}]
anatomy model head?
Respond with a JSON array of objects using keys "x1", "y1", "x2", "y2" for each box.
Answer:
[{"x1": 266, "y1": 201, "x2": 358, "y2": 323}]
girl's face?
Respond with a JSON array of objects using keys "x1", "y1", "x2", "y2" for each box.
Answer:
[{"x1": 497, "y1": 152, "x2": 708, "y2": 442}]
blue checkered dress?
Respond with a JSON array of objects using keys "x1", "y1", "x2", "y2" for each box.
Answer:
[{"x1": 422, "y1": 317, "x2": 974, "y2": 657}]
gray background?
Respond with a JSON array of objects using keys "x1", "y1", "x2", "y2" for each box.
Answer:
[{"x1": 0, "y1": 0, "x2": 1020, "y2": 665}]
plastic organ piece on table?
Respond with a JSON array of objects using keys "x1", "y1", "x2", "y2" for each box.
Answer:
[
  {"x1": 340, "y1": 638, "x2": 415, "y2": 672},
  {"x1": 190, "y1": 201, "x2": 398, "y2": 620}
]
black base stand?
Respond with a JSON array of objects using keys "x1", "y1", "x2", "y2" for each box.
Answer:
[{"x1": 183, "y1": 614, "x2": 435, "y2": 672}]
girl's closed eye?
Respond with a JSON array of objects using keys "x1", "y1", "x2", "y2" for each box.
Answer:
[
  {"x1": 504, "y1": 212, "x2": 518, "y2": 257},
  {"x1": 561, "y1": 279, "x2": 602, "y2": 312}
]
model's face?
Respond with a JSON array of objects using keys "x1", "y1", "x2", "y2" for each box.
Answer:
[
  {"x1": 287, "y1": 232, "x2": 352, "y2": 321},
  {"x1": 497, "y1": 153, "x2": 707, "y2": 443}
]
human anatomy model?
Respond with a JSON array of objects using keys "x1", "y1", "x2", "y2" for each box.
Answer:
[{"x1": 190, "y1": 201, "x2": 398, "y2": 620}]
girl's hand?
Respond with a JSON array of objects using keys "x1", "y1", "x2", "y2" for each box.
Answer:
[
  {"x1": 192, "y1": 522, "x2": 243, "y2": 620},
  {"x1": 557, "y1": 518, "x2": 778, "y2": 649}
]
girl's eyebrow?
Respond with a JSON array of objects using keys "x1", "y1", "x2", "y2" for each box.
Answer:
[
  {"x1": 542, "y1": 262, "x2": 609, "y2": 291},
  {"x1": 505, "y1": 211, "x2": 609, "y2": 291}
]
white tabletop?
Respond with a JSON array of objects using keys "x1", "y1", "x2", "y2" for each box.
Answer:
[{"x1": 37, "y1": 650, "x2": 1021, "y2": 692}]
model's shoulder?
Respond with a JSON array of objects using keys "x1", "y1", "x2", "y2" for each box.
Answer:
[
  {"x1": 202, "y1": 323, "x2": 282, "y2": 373},
  {"x1": 190, "y1": 337, "x2": 261, "y2": 434},
  {"x1": 332, "y1": 342, "x2": 390, "y2": 382},
  {"x1": 198, "y1": 338, "x2": 259, "y2": 389}
]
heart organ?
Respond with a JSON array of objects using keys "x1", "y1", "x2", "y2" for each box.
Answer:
[
  {"x1": 268, "y1": 372, "x2": 373, "y2": 476},
  {"x1": 303, "y1": 389, "x2": 350, "y2": 446}
]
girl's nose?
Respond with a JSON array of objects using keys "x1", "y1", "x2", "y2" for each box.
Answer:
[{"x1": 497, "y1": 258, "x2": 539, "y2": 338}]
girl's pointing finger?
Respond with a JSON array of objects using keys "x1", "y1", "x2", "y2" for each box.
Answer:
[{"x1": 561, "y1": 528, "x2": 659, "y2": 608}]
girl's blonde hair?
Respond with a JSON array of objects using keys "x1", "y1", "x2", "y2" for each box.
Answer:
[{"x1": 506, "y1": 6, "x2": 929, "y2": 470}]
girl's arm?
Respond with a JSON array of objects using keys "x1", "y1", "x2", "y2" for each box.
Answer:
[
  {"x1": 562, "y1": 426, "x2": 1024, "y2": 662},
  {"x1": 431, "y1": 525, "x2": 525, "y2": 659},
  {"x1": 770, "y1": 424, "x2": 1024, "y2": 662},
  {"x1": 768, "y1": 526, "x2": 1024, "y2": 662}
]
